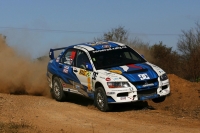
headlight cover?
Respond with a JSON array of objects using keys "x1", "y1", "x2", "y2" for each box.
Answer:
[
  {"x1": 160, "y1": 73, "x2": 168, "y2": 81},
  {"x1": 107, "y1": 82, "x2": 130, "y2": 88}
]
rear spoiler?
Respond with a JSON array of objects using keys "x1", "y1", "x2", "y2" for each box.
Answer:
[{"x1": 49, "y1": 47, "x2": 68, "y2": 60}]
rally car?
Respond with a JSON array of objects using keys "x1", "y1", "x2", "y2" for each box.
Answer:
[{"x1": 47, "y1": 41, "x2": 170, "y2": 112}]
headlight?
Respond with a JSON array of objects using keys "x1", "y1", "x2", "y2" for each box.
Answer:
[
  {"x1": 160, "y1": 73, "x2": 168, "y2": 81},
  {"x1": 107, "y1": 82, "x2": 130, "y2": 88}
]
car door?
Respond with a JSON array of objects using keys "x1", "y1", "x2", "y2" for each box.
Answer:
[
  {"x1": 73, "y1": 50, "x2": 93, "y2": 96},
  {"x1": 57, "y1": 48, "x2": 80, "y2": 89}
]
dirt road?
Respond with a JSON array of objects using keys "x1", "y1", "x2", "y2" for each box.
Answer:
[{"x1": 0, "y1": 76, "x2": 200, "y2": 133}]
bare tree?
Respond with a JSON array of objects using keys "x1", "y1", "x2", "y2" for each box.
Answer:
[
  {"x1": 94, "y1": 26, "x2": 128, "y2": 43},
  {"x1": 177, "y1": 23, "x2": 200, "y2": 81}
]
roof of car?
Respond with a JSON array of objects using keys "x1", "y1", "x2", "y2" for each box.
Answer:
[{"x1": 72, "y1": 41, "x2": 126, "y2": 51}]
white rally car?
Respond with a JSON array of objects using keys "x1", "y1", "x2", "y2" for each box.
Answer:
[{"x1": 47, "y1": 41, "x2": 170, "y2": 111}]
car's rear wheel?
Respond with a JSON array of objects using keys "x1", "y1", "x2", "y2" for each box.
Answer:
[
  {"x1": 95, "y1": 87, "x2": 111, "y2": 112},
  {"x1": 52, "y1": 77, "x2": 66, "y2": 101},
  {"x1": 152, "y1": 96, "x2": 166, "y2": 103}
]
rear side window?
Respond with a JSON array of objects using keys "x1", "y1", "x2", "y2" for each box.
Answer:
[{"x1": 61, "y1": 49, "x2": 77, "y2": 65}]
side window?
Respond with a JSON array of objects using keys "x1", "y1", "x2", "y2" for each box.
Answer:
[
  {"x1": 61, "y1": 49, "x2": 76, "y2": 65},
  {"x1": 124, "y1": 51, "x2": 140, "y2": 61},
  {"x1": 130, "y1": 52, "x2": 139, "y2": 60},
  {"x1": 75, "y1": 50, "x2": 90, "y2": 69},
  {"x1": 124, "y1": 52, "x2": 131, "y2": 59}
]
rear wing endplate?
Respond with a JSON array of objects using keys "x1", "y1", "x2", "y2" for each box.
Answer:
[{"x1": 49, "y1": 47, "x2": 68, "y2": 60}]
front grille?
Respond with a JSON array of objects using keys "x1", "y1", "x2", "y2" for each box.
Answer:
[
  {"x1": 137, "y1": 88, "x2": 157, "y2": 98},
  {"x1": 131, "y1": 78, "x2": 158, "y2": 86}
]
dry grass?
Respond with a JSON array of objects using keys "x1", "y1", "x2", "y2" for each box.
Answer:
[{"x1": 0, "y1": 121, "x2": 37, "y2": 133}]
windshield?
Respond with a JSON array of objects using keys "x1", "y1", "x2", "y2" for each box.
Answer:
[{"x1": 89, "y1": 46, "x2": 146, "y2": 70}]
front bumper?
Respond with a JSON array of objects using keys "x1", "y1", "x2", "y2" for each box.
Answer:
[{"x1": 105, "y1": 79, "x2": 170, "y2": 103}]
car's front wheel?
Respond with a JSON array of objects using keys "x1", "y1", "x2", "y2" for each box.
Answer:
[
  {"x1": 52, "y1": 77, "x2": 66, "y2": 101},
  {"x1": 94, "y1": 87, "x2": 111, "y2": 112}
]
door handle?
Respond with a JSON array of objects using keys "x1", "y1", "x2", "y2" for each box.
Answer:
[{"x1": 73, "y1": 69, "x2": 78, "y2": 72}]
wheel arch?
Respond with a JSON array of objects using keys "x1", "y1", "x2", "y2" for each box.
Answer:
[{"x1": 94, "y1": 81, "x2": 104, "y2": 91}]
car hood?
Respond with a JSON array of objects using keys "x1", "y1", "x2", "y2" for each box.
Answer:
[{"x1": 97, "y1": 62, "x2": 159, "y2": 82}]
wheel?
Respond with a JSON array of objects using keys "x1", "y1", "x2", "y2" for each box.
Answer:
[
  {"x1": 52, "y1": 77, "x2": 66, "y2": 101},
  {"x1": 94, "y1": 87, "x2": 111, "y2": 112},
  {"x1": 152, "y1": 96, "x2": 166, "y2": 103}
]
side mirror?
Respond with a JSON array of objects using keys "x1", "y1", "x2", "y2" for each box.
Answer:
[{"x1": 86, "y1": 63, "x2": 93, "y2": 71}]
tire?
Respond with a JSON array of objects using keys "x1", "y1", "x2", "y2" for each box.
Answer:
[
  {"x1": 152, "y1": 96, "x2": 166, "y2": 103},
  {"x1": 94, "y1": 87, "x2": 111, "y2": 112},
  {"x1": 52, "y1": 77, "x2": 66, "y2": 101}
]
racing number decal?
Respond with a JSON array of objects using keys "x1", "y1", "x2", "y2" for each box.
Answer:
[
  {"x1": 138, "y1": 73, "x2": 150, "y2": 80},
  {"x1": 92, "y1": 72, "x2": 98, "y2": 80}
]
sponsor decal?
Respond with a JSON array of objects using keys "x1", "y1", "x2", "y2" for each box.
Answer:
[
  {"x1": 109, "y1": 70, "x2": 122, "y2": 75},
  {"x1": 113, "y1": 77, "x2": 120, "y2": 81},
  {"x1": 142, "y1": 82, "x2": 154, "y2": 87},
  {"x1": 64, "y1": 65, "x2": 69, "y2": 69},
  {"x1": 107, "y1": 92, "x2": 115, "y2": 95},
  {"x1": 120, "y1": 97, "x2": 126, "y2": 100},
  {"x1": 63, "y1": 65, "x2": 69, "y2": 73},
  {"x1": 102, "y1": 44, "x2": 110, "y2": 49},
  {"x1": 99, "y1": 76, "x2": 105, "y2": 79},
  {"x1": 92, "y1": 46, "x2": 127, "y2": 53},
  {"x1": 159, "y1": 70, "x2": 164, "y2": 73},
  {"x1": 63, "y1": 69, "x2": 68, "y2": 73},
  {"x1": 56, "y1": 57, "x2": 60, "y2": 62},
  {"x1": 62, "y1": 83, "x2": 67, "y2": 87},
  {"x1": 87, "y1": 77, "x2": 91, "y2": 90},
  {"x1": 106, "y1": 77, "x2": 111, "y2": 81},
  {"x1": 138, "y1": 73, "x2": 150, "y2": 80},
  {"x1": 79, "y1": 69, "x2": 91, "y2": 77},
  {"x1": 75, "y1": 85, "x2": 80, "y2": 89},
  {"x1": 105, "y1": 72, "x2": 111, "y2": 75}
]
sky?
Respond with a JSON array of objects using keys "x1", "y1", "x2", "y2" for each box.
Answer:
[{"x1": 0, "y1": 0, "x2": 200, "y2": 58}]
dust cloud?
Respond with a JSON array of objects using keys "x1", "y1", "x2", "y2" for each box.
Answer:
[{"x1": 0, "y1": 35, "x2": 50, "y2": 97}]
